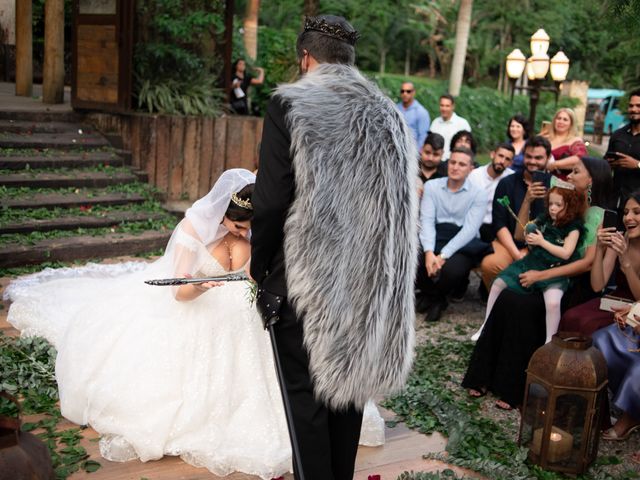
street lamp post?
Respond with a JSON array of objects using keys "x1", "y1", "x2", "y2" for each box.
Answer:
[{"x1": 505, "y1": 29, "x2": 570, "y2": 136}]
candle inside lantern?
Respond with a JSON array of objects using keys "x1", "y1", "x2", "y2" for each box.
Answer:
[{"x1": 531, "y1": 426, "x2": 573, "y2": 463}]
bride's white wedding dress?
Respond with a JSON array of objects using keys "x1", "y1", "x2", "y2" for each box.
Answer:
[{"x1": 5, "y1": 231, "x2": 385, "y2": 479}]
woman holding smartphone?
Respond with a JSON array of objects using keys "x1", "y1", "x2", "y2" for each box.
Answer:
[{"x1": 560, "y1": 191, "x2": 640, "y2": 335}]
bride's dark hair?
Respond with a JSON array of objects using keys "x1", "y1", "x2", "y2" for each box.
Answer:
[{"x1": 225, "y1": 184, "x2": 254, "y2": 222}]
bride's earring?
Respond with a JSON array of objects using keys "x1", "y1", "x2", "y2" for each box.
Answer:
[{"x1": 587, "y1": 183, "x2": 592, "y2": 205}]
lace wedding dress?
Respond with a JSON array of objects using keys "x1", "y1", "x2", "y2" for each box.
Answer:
[{"x1": 5, "y1": 235, "x2": 384, "y2": 478}]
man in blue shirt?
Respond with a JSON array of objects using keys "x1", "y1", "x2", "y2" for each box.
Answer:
[
  {"x1": 417, "y1": 147, "x2": 488, "y2": 321},
  {"x1": 397, "y1": 82, "x2": 430, "y2": 150}
]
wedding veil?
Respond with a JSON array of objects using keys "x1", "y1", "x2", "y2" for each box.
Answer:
[{"x1": 162, "y1": 168, "x2": 256, "y2": 291}]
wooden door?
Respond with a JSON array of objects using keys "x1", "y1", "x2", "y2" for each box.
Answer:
[{"x1": 71, "y1": 0, "x2": 133, "y2": 111}]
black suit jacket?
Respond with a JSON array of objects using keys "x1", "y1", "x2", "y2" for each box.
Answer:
[{"x1": 250, "y1": 96, "x2": 294, "y2": 296}]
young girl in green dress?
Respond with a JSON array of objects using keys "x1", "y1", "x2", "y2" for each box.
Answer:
[{"x1": 473, "y1": 186, "x2": 586, "y2": 344}]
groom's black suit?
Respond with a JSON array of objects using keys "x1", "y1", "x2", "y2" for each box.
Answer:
[{"x1": 251, "y1": 96, "x2": 363, "y2": 480}]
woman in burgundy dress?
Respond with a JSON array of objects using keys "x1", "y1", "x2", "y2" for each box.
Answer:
[{"x1": 544, "y1": 108, "x2": 587, "y2": 180}]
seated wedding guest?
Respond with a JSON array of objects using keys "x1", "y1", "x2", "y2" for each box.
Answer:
[
  {"x1": 472, "y1": 185, "x2": 586, "y2": 344},
  {"x1": 543, "y1": 108, "x2": 587, "y2": 179},
  {"x1": 593, "y1": 306, "x2": 639, "y2": 441},
  {"x1": 419, "y1": 132, "x2": 446, "y2": 183},
  {"x1": 451, "y1": 130, "x2": 477, "y2": 155},
  {"x1": 560, "y1": 192, "x2": 640, "y2": 335},
  {"x1": 507, "y1": 114, "x2": 529, "y2": 174},
  {"x1": 462, "y1": 156, "x2": 612, "y2": 410},
  {"x1": 468, "y1": 142, "x2": 515, "y2": 242},
  {"x1": 479, "y1": 136, "x2": 551, "y2": 290},
  {"x1": 416, "y1": 147, "x2": 487, "y2": 321}
]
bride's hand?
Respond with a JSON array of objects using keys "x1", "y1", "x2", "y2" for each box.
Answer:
[{"x1": 183, "y1": 273, "x2": 223, "y2": 291}]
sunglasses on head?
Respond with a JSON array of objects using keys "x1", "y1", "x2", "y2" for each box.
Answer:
[{"x1": 400, "y1": 89, "x2": 413, "y2": 94}]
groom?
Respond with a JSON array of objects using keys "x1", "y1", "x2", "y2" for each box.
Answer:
[{"x1": 251, "y1": 15, "x2": 418, "y2": 479}]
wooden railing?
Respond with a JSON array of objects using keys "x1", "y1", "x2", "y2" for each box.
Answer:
[{"x1": 86, "y1": 112, "x2": 263, "y2": 200}]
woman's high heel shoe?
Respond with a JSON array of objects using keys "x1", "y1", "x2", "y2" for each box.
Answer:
[{"x1": 602, "y1": 424, "x2": 640, "y2": 441}]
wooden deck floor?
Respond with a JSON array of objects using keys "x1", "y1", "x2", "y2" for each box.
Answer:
[{"x1": 0, "y1": 270, "x2": 478, "y2": 480}]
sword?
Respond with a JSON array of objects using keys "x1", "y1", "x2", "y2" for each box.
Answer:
[
  {"x1": 144, "y1": 273, "x2": 249, "y2": 286},
  {"x1": 266, "y1": 316, "x2": 306, "y2": 480}
]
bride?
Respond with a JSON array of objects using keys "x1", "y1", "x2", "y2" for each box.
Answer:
[{"x1": 5, "y1": 168, "x2": 384, "y2": 479}]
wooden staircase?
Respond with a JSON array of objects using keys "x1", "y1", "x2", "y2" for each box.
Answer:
[{"x1": 0, "y1": 116, "x2": 176, "y2": 270}]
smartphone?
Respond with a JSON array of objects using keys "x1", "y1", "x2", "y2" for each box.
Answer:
[
  {"x1": 531, "y1": 170, "x2": 547, "y2": 184},
  {"x1": 602, "y1": 209, "x2": 618, "y2": 230},
  {"x1": 605, "y1": 152, "x2": 621, "y2": 161}
]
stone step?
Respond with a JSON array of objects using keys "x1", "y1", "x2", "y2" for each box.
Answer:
[
  {"x1": 0, "y1": 131, "x2": 110, "y2": 149},
  {"x1": 0, "y1": 230, "x2": 171, "y2": 268},
  {"x1": 0, "y1": 171, "x2": 139, "y2": 188},
  {"x1": 0, "y1": 211, "x2": 167, "y2": 234},
  {"x1": 0, "y1": 151, "x2": 125, "y2": 170},
  {"x1": 0, "y1": 120, "x2": 98, "y2": 134},
  {"x1": 2, "y1": 192, "x2": 147, "y2": 210},
  {"x1": 0, "y1": 111, "x2": 82, "y2": 123}
]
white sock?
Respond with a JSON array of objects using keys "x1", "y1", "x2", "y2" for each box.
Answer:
[{"x1": 543, "y1": 288, "x2": 564, "y2": 343}]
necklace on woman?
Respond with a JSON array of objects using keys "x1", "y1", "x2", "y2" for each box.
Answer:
[{"x1": 223, "y1": 235, "x2": 237, "y2": 270}]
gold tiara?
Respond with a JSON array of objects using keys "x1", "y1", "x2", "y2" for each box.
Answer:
[{"x1": 231, "y1": 192, "x2": 253, "y2": 210}]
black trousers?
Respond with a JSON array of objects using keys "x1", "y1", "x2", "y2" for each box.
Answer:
[
  {"x1": 417, "y1": 251, "x2": 476, "y2": 304},
  {"x1": 273, "y1": 300, "x2": 363, "y2": 480}
]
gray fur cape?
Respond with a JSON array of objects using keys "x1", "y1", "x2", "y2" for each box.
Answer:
[{"x1": 276, "y1": 64, "x2": 418, "y2": 410}]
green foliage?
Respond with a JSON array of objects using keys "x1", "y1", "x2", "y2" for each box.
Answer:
[
  {"x1": 134, "y1": 0, "x2": 226, "y2": 115},
  {"x1": 136, "y1": 78, "x2": 222, "y2": 116},
  {"x1": 0, "y1": 333, "x2": 100, "y2": 478},
  {"x1": 0, "y1": 334, "x2": 57, "y2": 411},
  {"x1": 250, "y1": 26, "x2": 299, "y2": 114},
  {"x1": 383, "y1": 335, "x2": 640, "y2": 480},
  {"x1": 254, "y1": 0, "x2": 637, "y2": 90}
]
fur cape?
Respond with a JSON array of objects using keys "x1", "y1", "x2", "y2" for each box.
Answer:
[{"x1": 276, "y1": 64, "x2": 419, "y2": 410}]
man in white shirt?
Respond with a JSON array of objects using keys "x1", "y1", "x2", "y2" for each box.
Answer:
[
  {"x1": 430, "y1": 94, "x2": 471, "y2": 159},
  {"x1": 468, "y1": 143, "x2": 515, "y2": 242}
]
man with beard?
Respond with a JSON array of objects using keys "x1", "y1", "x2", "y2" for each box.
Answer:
[
  {"x1": 251, "y1": 14, "x2": 418, "y2": 480},
  {"x1": 468, "y1": 142, "x2": 515, "y2": 242},
  {"x1": 479, "y1": 136, "x2": 551, "y2": 291},
  {"x1": 606, "y1": 88, "x2": 640, "y2": 208},
  {"x1": 419, "y1": 132, "x2": 445, "y2": 183}
]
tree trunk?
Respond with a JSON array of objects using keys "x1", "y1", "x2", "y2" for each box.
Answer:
[
  {"x1": 404, "y1": 45, "x2": 411, "y2": 76},
  {"x1": 379, "y1": 48, "x2": 387, "y2": 74},
  {"x1": 243, "y1": 0, "x2": 260, "y2": 61},
  {"x1": 427, "y1": 52, "x2": 436, "y2": 78},
  {"x1": 43, "y1": 0, "x2": 65, "y2": 103},
  {"x1": 448, "y1": 0, "x2": 473, "y2": 97},
  {"x1": 304, "y1": 0, "x2": 319, "y2": 17},
  {"x1": 15, "y1": 0, "x2": 33, "y2": 97}
]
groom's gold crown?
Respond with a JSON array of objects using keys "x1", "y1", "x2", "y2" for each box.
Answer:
[{"x1": 231, "y1": 193, "x2": 253, "y2": 210}]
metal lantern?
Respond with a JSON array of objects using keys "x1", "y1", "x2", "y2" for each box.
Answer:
[
  {"x1": 518, "y1": 333, "x2": 608, "y2": 475},
  {"x1": 0, "y1": 393, "x2": 54, "y2": 480}
]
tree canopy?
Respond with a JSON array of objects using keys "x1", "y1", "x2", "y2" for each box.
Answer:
[{"x1": 248, "y1": 0, "x2": 639, "y2": 90}]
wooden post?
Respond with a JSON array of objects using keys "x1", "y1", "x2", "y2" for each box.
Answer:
[
  {"x1": 15, "y1": 0, "x2": 33, "y2": 97},
  {"x1": 43, "y1": 0, "x2": 65, "y2": 104}
]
